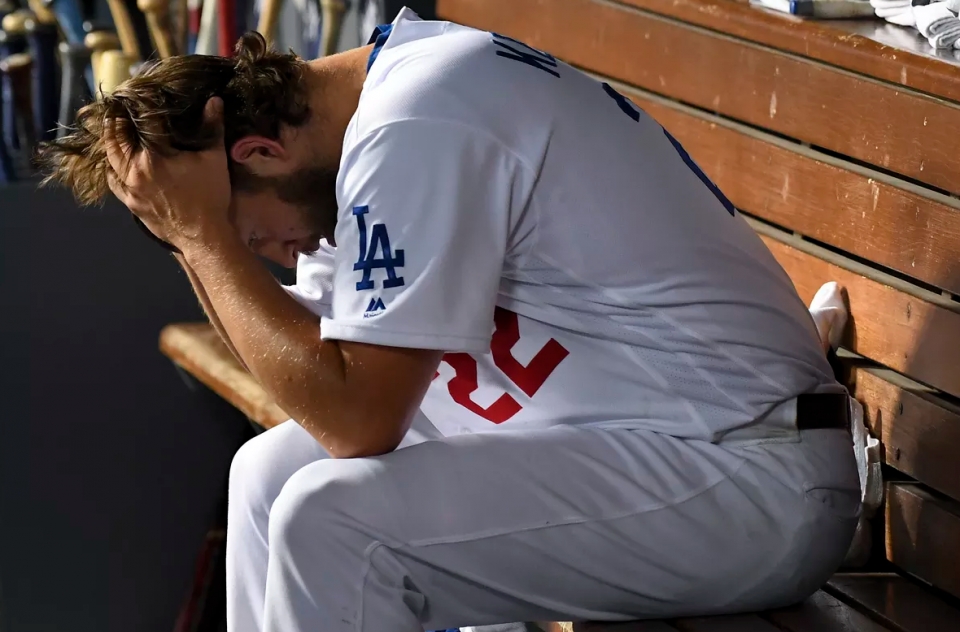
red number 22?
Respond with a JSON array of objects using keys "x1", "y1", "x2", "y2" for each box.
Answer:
[{"x1": 439, "y1": 308, "x2": 569, "y2": 424}]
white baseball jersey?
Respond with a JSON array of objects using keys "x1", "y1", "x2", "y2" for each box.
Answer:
[{"x1": 285, "y1": 8, "x2": 841, "y2": 442}]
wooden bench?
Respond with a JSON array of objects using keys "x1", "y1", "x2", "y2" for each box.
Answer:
[{"x1": 160, "y1": 1, "x2": 960, "y2": 629}]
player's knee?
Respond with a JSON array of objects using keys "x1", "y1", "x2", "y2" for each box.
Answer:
[
  {"x1": 268, "y1": 459, "x2": 376, "y2": 551},
  {"x1": 228, "y1": 422, "x2": 299, "y2": 512}
]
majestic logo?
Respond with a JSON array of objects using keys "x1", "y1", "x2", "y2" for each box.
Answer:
[
  {"x1": 352, "y1": 205, "x2": 405, "y2": 291},
  {"x1": 364, "y1": 297, "x2": 387, "y2": 318}
]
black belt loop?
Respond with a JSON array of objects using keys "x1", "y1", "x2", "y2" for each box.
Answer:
[{"x1": 796, "y1": 393, "x2": 850, "y2": 432}]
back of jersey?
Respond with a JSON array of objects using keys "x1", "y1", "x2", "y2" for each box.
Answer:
[{"x1": 340, "y1": 10, "x2": 840, "y2": 440}]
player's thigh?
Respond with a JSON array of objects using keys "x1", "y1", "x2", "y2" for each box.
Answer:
[{"x1": 270, "y1": 427, "x2": 762, "y2": 610}]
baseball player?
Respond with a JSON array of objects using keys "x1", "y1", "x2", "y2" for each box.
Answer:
[{"x1": 37, "y1": 7, "x2": 861, "y2": 632}]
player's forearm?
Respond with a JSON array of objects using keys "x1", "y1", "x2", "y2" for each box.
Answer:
[
  {"x1": 180, "y1": 232, "x2": 368, "y2": 455},
  {"x1": 173, "y1": 253, "x2": 247, "y2": 370}
]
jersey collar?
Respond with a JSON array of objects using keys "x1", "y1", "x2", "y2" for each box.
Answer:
[{"x1": 366, "y1": 23, "x2": 394, "y2": 72}]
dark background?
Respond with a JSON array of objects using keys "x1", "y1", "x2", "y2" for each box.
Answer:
[{"x1": 0, "y1": 182, "x2": 251, "y2": 632}]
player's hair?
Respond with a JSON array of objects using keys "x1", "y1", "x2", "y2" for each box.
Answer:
[{"x1": 35, "y1": 32, "x2": 312, "y2": 206}]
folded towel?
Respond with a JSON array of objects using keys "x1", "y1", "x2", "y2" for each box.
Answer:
[{"x1": 915, "y1": 3, "x2": 960, "y2": 47}]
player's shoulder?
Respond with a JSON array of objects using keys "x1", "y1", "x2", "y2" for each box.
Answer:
[{"x1": 349, "y1": 15, "x2": 500, "y2": 141}]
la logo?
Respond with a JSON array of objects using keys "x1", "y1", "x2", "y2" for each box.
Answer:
[{"x1": 352, "y1": 205, "x2": 405, "y2": 291}]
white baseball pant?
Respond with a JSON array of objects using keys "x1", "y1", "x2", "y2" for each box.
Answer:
[{"x1": 226, "y1": 413, "x2": 859, "y2": 632}]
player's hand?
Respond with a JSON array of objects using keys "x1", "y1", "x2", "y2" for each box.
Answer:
[{"x1": 104, "y1": 97, "x2": 232, "y2": 251}]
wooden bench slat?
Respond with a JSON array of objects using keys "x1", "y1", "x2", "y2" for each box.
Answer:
[
  {"x1": 756, "y1": 230, "x2": 960, "y2": 399},
  {"x1": 619, "y1": 85, "x2": 960, "y2": 296},
  {"x1": 854, "y1": 367, "x2": 960, "y2": 502},
  {"x1": 674, "y1": 614, "x2": 780, "y2": 631},
  {"x1": 886, "y1": 483, "x2": 960, "y2": 600},
  {"x1": 158, "y1": 323, "x2": 290, "y2": 429},
  {"x1": 826, "y1": 573, "x2": 960, "y2": 632},
  {"x1": 612, "y1": 0, "x2": 960, "y2": 103},
  {"x1": 765, "y1": 590, "x2": 895, "y2": 632},
  {"x1": 437, "y1": 0, "x2": 960, "y2": 196}
]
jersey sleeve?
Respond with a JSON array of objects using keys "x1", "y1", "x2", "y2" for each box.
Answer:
[
  {"x1": 320, "y1": 118, "x2": 523, "y2": 353},
  {"x1": 283, "y1": 240, "x2": 336, "y2": 319}
]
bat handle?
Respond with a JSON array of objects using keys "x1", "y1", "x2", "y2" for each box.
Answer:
[
  {"x1": 256, "y1": 0, "x2": 281, "y2": 49},
  {"x1": 57, "y1": 41, "x2": 92, "y2": 134},
  {"x1": 105, "y1": 0, "x2": 142, "y2": 61},
  {"x1": 0, "y1": 30, "x2": 23, "y2": 151},
  {"x1": 0, "y1": 91, "x2": 16, "y2": 181},
  {"x1": 24, "y1": 16, "x2": 60, "y2": 142},
  {"x1": 97, "y1": 49, "x2": 133, "y2": 97},
  {"x1": 320, "y1": 0, "x2": 346, "y2": 58},
  {"x1": 138, "y1": 0, "x2": 178, "y2": 59},
  {"x1": 1, "y1": 53, "x2": 37, "y2": 160},
  {"x1": 84, "y1": 30, "x2": 122, "y2": 99}
]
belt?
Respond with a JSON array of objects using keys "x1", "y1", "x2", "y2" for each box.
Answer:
[{"x1": 795, "y1": 393, "x2": 850, "y2": 431}]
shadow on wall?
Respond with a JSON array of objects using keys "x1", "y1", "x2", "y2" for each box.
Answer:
[{"x1": 0, "y1": 183, "x2": 251, "y2": 632}]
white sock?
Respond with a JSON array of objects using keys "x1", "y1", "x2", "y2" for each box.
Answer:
[{"x1": 808, "y1": 281, "x2": 847, "y2": 353}]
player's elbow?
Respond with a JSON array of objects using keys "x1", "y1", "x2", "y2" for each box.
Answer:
[{"x1": 314, "y1": 416, "x2": 408, "y2": 459}]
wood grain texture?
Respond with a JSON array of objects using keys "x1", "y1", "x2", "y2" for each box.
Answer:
[
  {"x1": 437, "y1": 0, "x2": 960, "y2": 196},
  {"x1": 159, "y1": 323, "x2": 290, "y2": 429},
  {"x1": 614, "y1": 0, "x2": 960, "y2": 103},
  {"x1": 624, "y1": 88, "x2": 960, "y2": 295},
  {"x1": 758, "y1": 233, "x2": 960, "y2": 398},
  {"x1": 765, "y1": 590, "x2": 893, "y2": 632},
  {"x1": 826, "y1": 573, "x2": 960, "y2": 632},
  {"x1": 886, "y1": 483, "x2": 960, "y2": 600},
  {"x1": 853, "y1": 367, "x2": 960, "y2": 502}
]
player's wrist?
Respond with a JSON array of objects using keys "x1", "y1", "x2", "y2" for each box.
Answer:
[{"x1": 179, "y1": 221, "x2": 245, "y2": 266}]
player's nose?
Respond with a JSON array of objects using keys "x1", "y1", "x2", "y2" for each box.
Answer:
[{"x1": 256, "y1": 240, "x2": 300, "y2": 269}]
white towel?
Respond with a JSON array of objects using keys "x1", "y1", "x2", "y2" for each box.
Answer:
[
  {"x1": 914, "y1": 2, "x2": 960, "y2": 48},
  {"x1": 871, "y1": 0, "x2": 916, "y2": 26}
]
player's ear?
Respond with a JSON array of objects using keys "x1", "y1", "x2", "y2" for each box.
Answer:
[{"x1": 230, "y1": 135, "x2": 289, "y2": 176}]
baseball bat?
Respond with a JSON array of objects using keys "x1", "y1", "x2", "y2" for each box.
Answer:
[
  {"x1": 216, "y1": 0, "x2": 235, "y2": 57},
  {"x1": 96, "y1": 48, "x2": 132, "y2": 96},
  {"x1": 105, "y1": 0, "x2": 142, "y2": 61},
  {"x1": 138, "y1": 0, "x2": 178, "y2": 58},
  {"x1": 83, "y1": 29, "x2": 121, "y2": 98},
  {"x1": 43, "y1": 0, "x2": 86, "y2": 44},
  {"x1": 194, "y1": 0, "x2": 216, "y2": 55},
  {"x1": 319, "y1": 0, "x2": 344, "y2": 57},
  {"x1": 44, "y1": 0, "x2": 95, "y2": 91},
  {"x1": 256, "y1": 0, "x2": 283, "y2": 49},
  {"x1": 1, "y1": 52, "x2": 37, "y2": 159},
  {"x1": 1, "y1": 9, "x2": 30, "y2": 151},
  {"x1": 173, "y1": 0, "x2": 188, "y2": 55},
  {"x1": 24, "y1": 10, "x2": 60, "y2": 142},
  {"x1": 186, "y1": 0, "x2": 201, "y2": 54},
  {"x1": 0, "y1": 84, "x2": 16, "y2": 181},
  {"x1": 56, "y1": 39, "x2": 91, "y2": 133},
  {"x1": 0, "y1": 0, "x2": 15, "y2": 24}
]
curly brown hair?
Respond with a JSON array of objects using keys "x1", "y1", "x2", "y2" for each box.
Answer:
[{"x1": 35, "y1": 32, "x2": 312, "y2": 206}]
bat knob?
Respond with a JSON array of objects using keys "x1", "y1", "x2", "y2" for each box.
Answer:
[
  {"x1": 1, "y1": 9, "x2": 31, "y2": 35},
  {"x1": 137, "y1": 0, "x2": 167, "y2": 11},
  {"x1": 26, "y1": 0, "x2": 57, "y2": 25},
  {"x1": 0, "y1": 51, "x2": 32, "y2": 72},
  {"x1": 85, "y1": 30, "x2": 121, "y2": 52}
]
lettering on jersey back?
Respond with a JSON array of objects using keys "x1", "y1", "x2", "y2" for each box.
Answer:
[
  {"x1": 491, "y1": 32, "x2": 560, "y2": 78},
  {"x1": 440, "y1": 308, "x2": 570, "y2": 424},
  {"x1": 352, "y1": 205, "x2": 406, "y2": 291},
  {"x1": 600, "y1": 82, "x2": 736, "y2": 216}
]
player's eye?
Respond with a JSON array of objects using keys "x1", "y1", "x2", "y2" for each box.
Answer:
[{"x1": 247, "y1": 232, "x2": 259, "y2": 249}]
